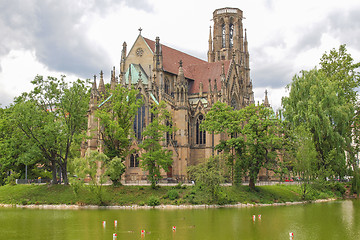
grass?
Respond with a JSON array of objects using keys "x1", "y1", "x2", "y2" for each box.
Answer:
[{"x1": 0, "y1": 182, "x2": 342, "y2": 207}]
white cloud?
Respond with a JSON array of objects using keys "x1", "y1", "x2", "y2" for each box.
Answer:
[{"x1": 1, "y1": 0, "x2": 360, "y2": 108}]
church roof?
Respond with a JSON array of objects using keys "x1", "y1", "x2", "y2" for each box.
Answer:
[
  {"x1": 144, "y1": 37, "x2": 231, "y2": 94},
  {"x1": 124, "y1": 64, "x2": 148, "y2": 84},
  {"x1": 186, "y1": 61, "x2": 231, "y2": 94}
]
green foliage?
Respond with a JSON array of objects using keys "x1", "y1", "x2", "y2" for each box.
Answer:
[
  {"x1": 282, "y1": 45, "x2": 360, "y2": 180},
  {"x1": 5, "y1": 172, "x2": 20, "y2": 185},
  {"x1": 139, "y1": 101, "x2": 174, "y2": 189},
  {"x1": 72, "y1": 151, "x2": 110, "y2": 204},
  {"x1": 105, "y1": 157, "x2": 125, "y2": 186},
  {"x1": 0, "y1": 183, "x2": 339, "y2": 206},
  {"x1": 188, "y1": 157, "x2": 223, "y2": 202},
  {"x1": 96, "y1": 85, "x2": 143, "y2": 161},
  {"x1": 166, "y1": 189, "x2": 179, "y2": 200},
  {"x1": 6, "y1": 75, "x2": 89, "y2": 185},
  {"x1": 147, "y1": 195, "x2": 160, "y2": 206},
  {"x1": 69, "y1": 177, "x2": 83, "y2": 198},
  {"x1": 202, "y1": 102, "x2": 283, "y2": 189},
  {"x1": 292, "y1": 126, "x2": 318, "y2": 199},
  {"x1": 351, "y1": 169, "x2": 360, "y2": 195}
]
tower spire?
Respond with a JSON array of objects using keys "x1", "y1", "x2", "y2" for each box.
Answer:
[
  {"x1": 263, "y1": 89, "x2": 270, "y2": 108},
  {"x1": 98, "y1": 70, "x2": 105, "y2": 93},
  {"x1": 208, "y1": 26, "x2": 214, "y2": 62}
]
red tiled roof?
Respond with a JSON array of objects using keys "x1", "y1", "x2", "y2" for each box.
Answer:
[
  {"x1": 144, "y1": 37, "x2": 231, "y2": 94},
  {"x1": 186, "y1": 61, "x2": 231, "y2": 94}
]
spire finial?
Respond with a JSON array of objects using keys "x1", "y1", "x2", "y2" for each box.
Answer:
[
  {"x1": 179, "y1": 60, "x2": 183, "y2": 67},
  {"x1": 138, "y1": 27, "x2": 143, "y2": 35}
]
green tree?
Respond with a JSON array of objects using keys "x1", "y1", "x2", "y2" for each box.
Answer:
[
  {"x1": 293, "y1": 126, "x2": 318, "y2": 199},
  {"x1": 10, "y1": 75, "x2": 89, "y2": 184},
  {"x1": 139, "y1": 101, "x2": 173, "y2": 189},
  {"x1": 96, "y1": 85, "x2": 143, "y2": 161},
  {"x1": 72, "y1": 151, "x2": 109, "y2": 204},
  {"x1": 202, "y1": 102, "x2": 282, "y2": 190},
  {"x1": 105, "y1": 156, "x2": 125, "y2": 186},
  {"x1": 188, "y1": 156, "x2": 223, "y2": 202},
  {"x1": 282, "y1": 45, "x2": 360, "y2": 179}
]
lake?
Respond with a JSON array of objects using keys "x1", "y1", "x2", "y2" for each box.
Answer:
[{"x1": 0, "y1": 200, "x2": 359, "y2": 240}]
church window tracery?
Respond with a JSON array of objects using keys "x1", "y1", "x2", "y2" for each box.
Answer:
[
  {"x1": 221, "y1": 23, "x2": 226, "y2": 48},
  {"x1": 196, "y1": 114, "x2": 206, "y2": 145},
  {"x1": 166, "y1": 120, "x2": 173, "y2": 145},
  {"x1": 229, "y1": 23, "x2": 234, "y2": 48},
  {"x1": 130, "y1": 153, "x2": 139, "y2": 168},
  {"x1": 164, "y1": 77, "x2": 170, "y2": 95},
  {"x1": 134, "y1": 95, "x2": 145, "y2": 141}
]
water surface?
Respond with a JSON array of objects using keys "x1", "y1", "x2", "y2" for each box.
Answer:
[{"x1": 0, "y1": 200, "x2": 359, "y2": 240}]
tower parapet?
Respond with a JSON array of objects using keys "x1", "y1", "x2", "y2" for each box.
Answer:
[{"x1": 210, "y1": 7, "x2": 245, "y2": 65}]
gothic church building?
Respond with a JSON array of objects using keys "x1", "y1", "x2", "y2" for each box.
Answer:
[{"x1": 84, "y1": 7, "x2": 255, "y2": 182}]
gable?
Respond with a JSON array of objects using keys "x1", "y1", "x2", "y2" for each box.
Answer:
[{"x1": 125, "y1": 35, "x2": 154, "y2": 76}]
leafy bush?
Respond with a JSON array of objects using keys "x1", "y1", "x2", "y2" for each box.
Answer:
[
  {"x1": 217, "y1": 191, "x2": 233, "y2": 205},
  {"x1": 174, "y1": 182, "x2": 183, "y2": 189},
  {"x1": 5, "y1": 172, "x2": 20, "y2": 185},
  {"x1": 167, "y1": 189, "x2": 179, "y2": 200},
  {"x1": 147, "y1": 195, "x2": 160, "y2": 206}
]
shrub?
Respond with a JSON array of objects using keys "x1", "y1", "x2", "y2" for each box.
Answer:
[
  {"x1": 218, "y1": 191, "x2": 235, "y2": 205},
  {"x1": 5, "y1": 172, "x2": 20, "y2": 185},
  {"x1": 167, "y1": 189, "x2": 179, "y2": 200},
  {"x1": 174, "y1": 182, "x2": 183, "y2": 189},
  {"x1": 147, "y1": 195, "x2": 160, "y2": 206}
]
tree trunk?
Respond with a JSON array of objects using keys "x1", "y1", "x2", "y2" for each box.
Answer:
[
  {"x1": 51, "y1": 160, "x2": 57, "y2": 185},
  {"x1": 61, "y1": 161, "x2": 69, "y2": 185},
  {"x1": 249, "y1": 177, "x2": 256, "y2": 190}
]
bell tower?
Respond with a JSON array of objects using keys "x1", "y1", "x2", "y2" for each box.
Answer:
[{"x1": 208, "y1": 7, "x2": 246, "y2": 65}]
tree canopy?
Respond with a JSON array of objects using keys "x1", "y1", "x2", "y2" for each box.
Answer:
[
  {"x1": 96, "y1": 85, "x2": 143, "y2": 161},
  {"x1": 139, "y1": 101, "x2": 174, "y2": 189},
  {"x1": 282, "y1": 45, "x2": 360, "y2": 179},
  {"x1": 3, "y1": 75, "x2": 89, "y2": 185},
  {"x1": 202, "y1": 102, "x2": 282, "y2": 189}
]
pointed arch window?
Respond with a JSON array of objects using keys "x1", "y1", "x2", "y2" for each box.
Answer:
[
  {"x1": 196, "y1": 114, "x2": 206, "y2": 145},
  {"x1": 134, "y1": 95, "x2": 145, "y2": 141},
  {"x1": 229, "y1": 23, "x2": 234, "y2": 48},
  {"x1": 221, "y1": 23, "x2": 226, "y2": 48},
  {"x1": 166, "y1": 120, "x2": 173, "y2": 145},
  {"x1": 231, "y1": 96, "x2": 237, "y2": 110},
  {"x1": 130, "y1": 153, "x2": 139, "y2": 168},
  {"x1": 164, "y1": 78, "x2": 170, "y2": 95}
]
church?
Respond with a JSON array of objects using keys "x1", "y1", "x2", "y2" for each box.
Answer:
[{"x1": 83, "y1": 7, "x2": 267, "y2": 182}]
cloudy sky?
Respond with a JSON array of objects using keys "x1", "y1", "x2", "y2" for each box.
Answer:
[{"x1": 1, "y1": 0, "x2": 359, "y2": 110}]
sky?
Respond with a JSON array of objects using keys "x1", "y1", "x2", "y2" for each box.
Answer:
[{"x1": 1, "y1": 0, "x2": 360, "y2": 110}]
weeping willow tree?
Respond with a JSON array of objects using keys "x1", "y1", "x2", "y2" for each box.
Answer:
[{"x1": 282, "y1": 45, "x2": 360, "y2": 180}]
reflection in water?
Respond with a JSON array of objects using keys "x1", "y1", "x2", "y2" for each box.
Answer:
[
  {"x1": 342, "y1": 200, "x2": 354, "y2": 228},
  {"x1": 0, "y1": 200, "x2": 359, "y2": 240}
]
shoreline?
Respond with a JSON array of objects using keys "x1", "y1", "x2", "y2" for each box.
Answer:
[{"x1": 0, "y1": 198, "x2": 337, "y2": 210}]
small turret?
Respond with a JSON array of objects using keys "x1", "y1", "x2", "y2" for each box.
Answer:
[
  {"x1": 120, "y1": 42, "x2": 127, "y2": 74},
  {"x1": 177, "y1": 60, "x2": 185, "y2": 84},
  {"x1": 98, "y1": 70, "x2": 105, "y2": 94},
  {"x1": 263, "y1": 89, "x2": 270, "y2": 108},
  {"x1": 208, "y1": 26, "x2": 214, "y2": 62},
  {"x1": 110, "y1": 66, "x2": 117, "y2": 90},
  {"x1": 153, "y1": 37, "x2": 163, "y2": 71}
]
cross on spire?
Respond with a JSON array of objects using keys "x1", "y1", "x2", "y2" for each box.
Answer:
[{"x1": 138, "y1": 27, "x2": 143, "y2": 35}]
